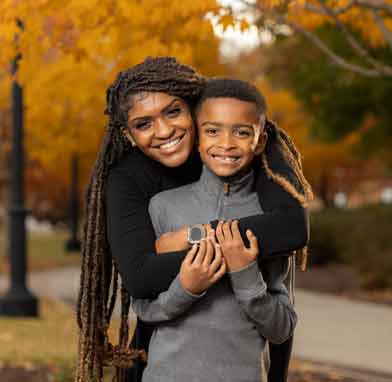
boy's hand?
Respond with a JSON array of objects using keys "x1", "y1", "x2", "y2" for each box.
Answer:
[
  {"x1": 216, "y1": 220, "x2": 259, "y2": 272},
  {"x1": 179, "y1": 237, "x2": 227, "y2": 295}
]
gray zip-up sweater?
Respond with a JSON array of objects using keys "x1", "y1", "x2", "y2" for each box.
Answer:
[{"x1": 130, "y1": 166, "x2": 297, "y2": 382}]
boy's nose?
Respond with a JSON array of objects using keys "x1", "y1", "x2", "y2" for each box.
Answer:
[{"x1": 219, "y1": 132, "x2": 236, "y2": 149}]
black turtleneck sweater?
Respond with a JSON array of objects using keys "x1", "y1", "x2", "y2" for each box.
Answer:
[{"x1": 106, "y1": 148, "x2": 309, "y2": 299}]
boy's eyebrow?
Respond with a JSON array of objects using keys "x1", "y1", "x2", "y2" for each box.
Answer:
[
  {"x1": 200, "y1": 121, "x2": 224, "y2": 127},
  {"x1": 200, "y1": 121, "x2": 256, "y2": 129}
]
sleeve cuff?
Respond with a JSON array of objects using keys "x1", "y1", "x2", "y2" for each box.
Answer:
[
  {"x1": 170, "y1": 275, "x2": 206, "y2": 302},
  {"x1": 229, "y1": 261, "x2": 267, "y2": 298}
]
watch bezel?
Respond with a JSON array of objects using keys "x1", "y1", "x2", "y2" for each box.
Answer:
[{"x1": 187, "y1": 224, "x2": 206, "y2": 244}]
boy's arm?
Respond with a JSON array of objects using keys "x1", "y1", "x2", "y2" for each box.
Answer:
[
  {"x1": 132, "y1": 239, "x2": 226, "y2": 323},
  {"x1": 130, "y1": 274, "x2": 205, "y2": 324},
  {"x1": 229, "y1": 257, "x2": 297, "y2": 344}
]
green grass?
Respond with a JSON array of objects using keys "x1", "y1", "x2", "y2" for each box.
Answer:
[
  {"x1": 0, "y1": 229, "x2": 81, "y2": 273},
  {"x1": 0, "y1": 298, "x2": 123, "y2": 381}
]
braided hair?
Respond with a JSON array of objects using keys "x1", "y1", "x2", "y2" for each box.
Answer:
[
  {"x1": 75, "y1": 57, "x2": 206, "y2": 382},
  {"x1": 75, "y1": 56, "x2": 313, "y2": 382}
]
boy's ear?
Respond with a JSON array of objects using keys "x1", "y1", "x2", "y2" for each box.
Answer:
[
  {"x1": 253, "y1": 115, "x2": 267, "y2": 155},
  {"x1": 254, "y1": 130, "x2": 268, "y2": 156}
]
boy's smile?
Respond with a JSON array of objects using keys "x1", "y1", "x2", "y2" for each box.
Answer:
[{"x1": 196, "y1": 97, "x2": 266, "y2": 178}]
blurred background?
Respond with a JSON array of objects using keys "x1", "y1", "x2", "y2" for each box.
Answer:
[{"x1": 0, "y1": 0, "x2": 391, "y2": 381}]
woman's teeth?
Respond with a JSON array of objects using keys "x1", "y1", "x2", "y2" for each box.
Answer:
[{"x1": 160, "y1": 137, "x2": 182, "y2": 150}]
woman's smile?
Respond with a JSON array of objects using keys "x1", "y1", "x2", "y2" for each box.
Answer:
[
  {"x1": 126, "y1": 92, "x2": 195, "y2": 167},
  {"x1": 152, "y1": 133, "x2": 186, "y2": 153}
]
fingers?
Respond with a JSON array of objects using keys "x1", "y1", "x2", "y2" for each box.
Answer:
[
  {"x1": 202, "y1": 237, "x2": 215, "y2": 267},
  {"x1": 209, "y1": 243, "x2": 223, "y2": 275},
  {"x1": 211, "y1": 257, "x2": 227, "y2": 283},
  {"x1": 216, "y1": 221, "x2": 224, "y2": 245},
  {"x1": 246, "y1": 229, "x2": 259, "y2": 254},
  {"x1": 193, "y1": 239, "x2": 207, "y2": 266},
  {"x1": 231, "y1": 220, "x2": 242, "y2": 241},
  {"x1": 184, "y1": 244, "x2": 198, "y2": 264},
  {"x1": 207, "y1": 228, "x2": 216, "y2": 244},
  {"x1": 204, "y1": 223, "x2": 213, "y2": 236},
  {"x1": 222, "y1": 220, "x2": 233, "y2": 241}
]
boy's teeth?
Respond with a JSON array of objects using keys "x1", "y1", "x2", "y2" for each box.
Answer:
[
  {"x1": 214, "y1": 155, "x2": 238, "y2": 162},
  {"x1": 160, "y1": 137, "x2": 181, "y2": 149}
]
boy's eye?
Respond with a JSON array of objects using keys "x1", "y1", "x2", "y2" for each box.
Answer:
[
  {"x1": 234, "y1": 127, "x2": 253, "y2": 138},
  {"x1": 166, "y1": 107, "x2": 182, "y2": 118},
  {"x1": 205, "y1": 128, "x2": 218, "y2": 135}
]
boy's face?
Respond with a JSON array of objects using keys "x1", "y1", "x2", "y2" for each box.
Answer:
[{"x1": 196, "y1": 97, "x2": 267, "y2": 178}]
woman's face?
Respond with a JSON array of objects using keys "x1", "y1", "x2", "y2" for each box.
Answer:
[{"x1": 124, "y1": 92, "x2": 195, "y2": 167}]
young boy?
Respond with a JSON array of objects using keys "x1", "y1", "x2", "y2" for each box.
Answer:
[{"x1": 130, "y1": 79, "x2": 297, "y2": 382}]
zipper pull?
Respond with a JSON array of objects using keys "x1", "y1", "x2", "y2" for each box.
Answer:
[{"x1": 223, "y1": 182, "x2": 230, "y2": 196}]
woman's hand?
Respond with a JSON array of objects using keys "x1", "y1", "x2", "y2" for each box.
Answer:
[
  {"x1": 155, "y1": 227, "x2": 190, "y2": 254},
  {"x1": 216, "y1": 220, "x2": 259, "y2": 272},
  {"x1": 155, "y1": 224, "x2": 213, "y2": 254},
  {"x1": 179, "y1": 237, "x2": 227, "y2": 295}
]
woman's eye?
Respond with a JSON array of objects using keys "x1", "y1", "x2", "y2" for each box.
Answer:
[
  {"x1": 133, "y1": 120, "x2": 151, "y2": 130},
  {"x1": 166, "y1": 107, "x2": 181, "y2": 117},
  {"x1": 132, "y1": 120, "x2": 151, "y2": 130}
]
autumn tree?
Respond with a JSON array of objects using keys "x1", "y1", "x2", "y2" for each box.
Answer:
[
  {"x1": 219, "y1": 0, "x2": 392, "y2": 77},
  {"x1": 0, "y1": 0, "x2": 224, "y2": 219}
]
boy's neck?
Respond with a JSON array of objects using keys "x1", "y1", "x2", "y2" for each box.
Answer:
[{"x1": 198, "y1": 165, "x2": 254, "y2": 197}]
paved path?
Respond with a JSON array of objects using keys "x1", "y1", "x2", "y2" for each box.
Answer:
[{"x1": 1, "y1": 267, "x2": 392, "y2": 376}]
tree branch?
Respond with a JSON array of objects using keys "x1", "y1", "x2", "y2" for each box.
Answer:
[
  {"x1": 372, "y1": 9, "x2": 392, "y2": 50},
  {"x1": 304, "y1": 1, "x2": 355, "y2": 15},
  {"x1": 283, "y1": 18, "x2": 382, "y2": 76},
  {"x1": 316, "y1": 0, "x2": 392, "y2": 75},
  {"x1": 239, "y1": 0, "x2": 392, "y2": 76},
  {"x1": 355, "y1": 0, "x2": 392, "y2": 15}
]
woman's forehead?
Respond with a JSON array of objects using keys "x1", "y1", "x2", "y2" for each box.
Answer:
[{"x1": 127, "y1": 92, "x2": 184, "y2": 119}]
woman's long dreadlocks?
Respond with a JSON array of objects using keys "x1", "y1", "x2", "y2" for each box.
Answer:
[
  {"x1": 75, "y1": 56, "x2": 313, "y2": 382},
  {"x1": 75, "y1": 57, "x2": 207, "y2": 382}
]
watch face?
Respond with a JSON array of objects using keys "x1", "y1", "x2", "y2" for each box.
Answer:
[
  {"x1": 188, "y1": 225, "x2": 206, "y2": 244},
  {"x1": 191, "y1": 226, "x2": 203, "y2": 242}
]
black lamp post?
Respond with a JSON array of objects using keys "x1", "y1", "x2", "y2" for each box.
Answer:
[
  {"x1": 65, "y1": 153, "x2": 81, "y2": 252},
  {"x1": 0, "y1": 20, "x2": 39, "y2": 316}
]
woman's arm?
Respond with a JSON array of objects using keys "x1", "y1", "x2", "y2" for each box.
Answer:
[
  {"x1": 106, "y1": 160, "x2": 188, "y2": 299},
  {"x1": 157, "y1": 170, "x2": 309, "y2": 258}
]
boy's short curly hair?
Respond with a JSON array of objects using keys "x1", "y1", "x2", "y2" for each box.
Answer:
[{"x1": 196, "y1": 78, "x2": 267, "y2": 117}]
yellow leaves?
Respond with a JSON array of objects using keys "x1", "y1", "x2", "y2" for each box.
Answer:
[
  {"x1": 219, "y1": 13, "x2": 236, "y2": 32},
  {"x1": 0, "y1": 0, "x2": 223, "y2": 183}
]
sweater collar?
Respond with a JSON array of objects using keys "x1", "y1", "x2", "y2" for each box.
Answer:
[{"x1": 195, "y1": 165, "x2": 255, "y2": 198}]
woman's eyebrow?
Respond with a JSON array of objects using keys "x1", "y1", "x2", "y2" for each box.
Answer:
[
  {"x1": 129, "y1": 98, "x2": 182, "y2": 123},
  {"x1": 162, "y1": 98, "x2": 182, "y2": 112}
]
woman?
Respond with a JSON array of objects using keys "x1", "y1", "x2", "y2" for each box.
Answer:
[{"x1": 75, "y1": 57, "x2": 312, "y2": 382}]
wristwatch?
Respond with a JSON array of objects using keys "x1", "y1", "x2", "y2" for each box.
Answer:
[{"x1": 187, "y1": 224, "x2": 206, "y2": 245}]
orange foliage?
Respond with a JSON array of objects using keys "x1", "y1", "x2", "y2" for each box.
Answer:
[{"x1": 0, "y1": 0, "x2": 224, "y2": 194}]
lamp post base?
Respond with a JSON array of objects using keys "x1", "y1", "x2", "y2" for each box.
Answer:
[
  {"x1": 65, "y1": 239, "x2": 81, "y2": 252},
  {"x1": 0, "y1": 287, "x2": 39, "y2": 317}
]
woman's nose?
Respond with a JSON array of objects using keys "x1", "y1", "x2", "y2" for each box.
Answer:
[{"x1": 154, "y1": 118, "x2": 175, "y2": 139}]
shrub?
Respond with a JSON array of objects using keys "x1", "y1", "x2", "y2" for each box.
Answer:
[{"x1": 308, "y1": 204, "x2": 392, "y2": 289}]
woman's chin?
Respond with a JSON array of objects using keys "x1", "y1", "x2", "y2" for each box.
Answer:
[{"x1": 152, "y1": 149, "x2": 190, "y2": 167}]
